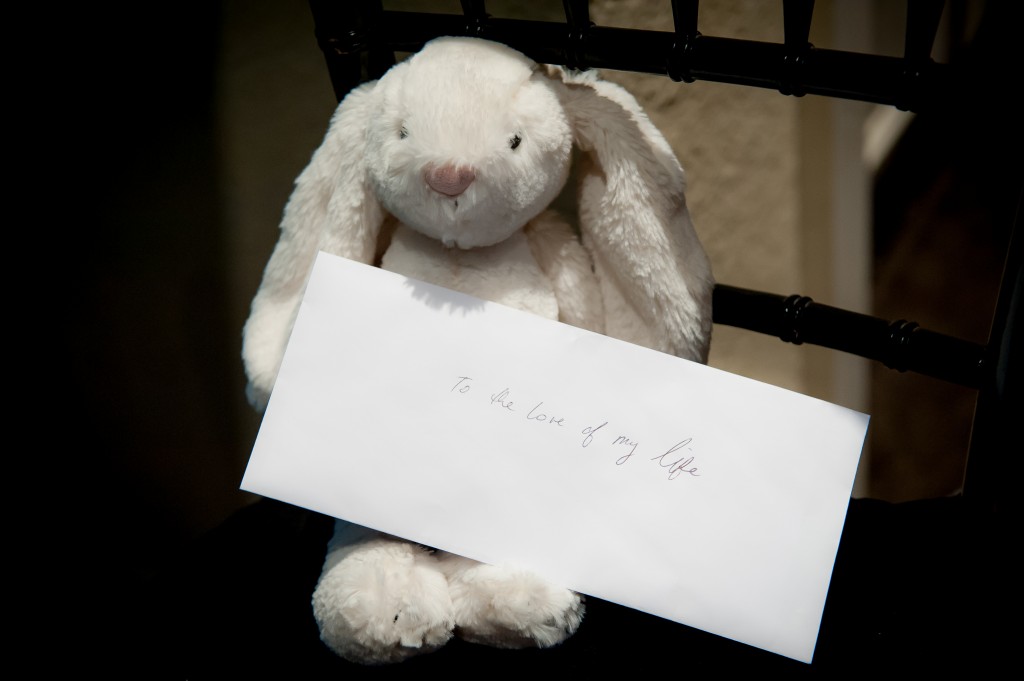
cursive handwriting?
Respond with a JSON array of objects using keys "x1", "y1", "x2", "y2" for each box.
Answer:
[
  {"x1": 650, "y1": 439, "x2": 700, "y2": 479},
  {"x1": 612, "y1": 435, "x2": 639, "y2": 465},
  {"x1": 581, "y1": 422, "x2": 607, "y2": 447},
  {"x1": 490, "y1": 388, "x2": 515, "y2": 411},
  {"x1": 451, "y1": 376, "x2": 473, "y2": 393},
  {"x1": 526, "y1": 402, "x2": 565, "y2": 426},
  {"x1": 450, "y1": 376, "x2": 702, "y2": 482}
]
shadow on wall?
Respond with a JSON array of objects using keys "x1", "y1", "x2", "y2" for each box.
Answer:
[
  {"x1": 62, "y1": 2, "x2": 257, "y2": 586},
  {"x1": 868, "y1": 0, "x2": 1021, "y2": 501}
]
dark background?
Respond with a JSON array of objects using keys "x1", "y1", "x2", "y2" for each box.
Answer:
[
  {"x1": 27, "y1": 0, "x2": 1019, "y2": 667},
  {"x1": 55, "y1": 2, "x2": 250, "y2": 579},
  {"x1": 869, "y1": 0, "x2": 1020, "y2": 500}
]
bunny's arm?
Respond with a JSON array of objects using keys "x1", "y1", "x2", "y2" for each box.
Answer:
[
  {"x1": 242, "y1": 83, "x2": 384, "y2": 410},
  {"x1": 524, "y1": 211, "x2": 605, "y2": 334}
]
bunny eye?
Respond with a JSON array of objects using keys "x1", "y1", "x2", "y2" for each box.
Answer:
[
  {"x1": 399, "y1": 126, "x2": 408, "y2": 140},
  {"x1": 509, "y1": 134, "x2": 522, "y2": 150}
]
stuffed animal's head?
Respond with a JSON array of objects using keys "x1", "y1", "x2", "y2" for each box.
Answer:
[
  {"x1": 366, "y1": 38, "x2": 572, "y2": 249},
  {"x1": 242, "y1": 37, "x2": 714, "y2": 410}
]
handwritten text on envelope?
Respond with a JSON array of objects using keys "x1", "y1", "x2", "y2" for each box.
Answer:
[{"x1": 242, "y1": 251, "x2": 868, "y2": 663}]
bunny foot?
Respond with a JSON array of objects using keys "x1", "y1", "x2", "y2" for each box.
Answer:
[
  {"x1": 312, "y1": 535, "x2": 455, "y2": 664},
  {"x1": 438, "y1": 553, "x2": 584, "y2": 649}
]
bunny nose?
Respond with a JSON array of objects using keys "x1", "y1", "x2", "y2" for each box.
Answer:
[{"x1": 425, "y1": 163, "x2": 476, "y2": 197}]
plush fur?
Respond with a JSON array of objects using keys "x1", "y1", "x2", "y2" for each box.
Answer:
[{"x1": 242, "y1": 37, "x2": 713, "y2": 664}]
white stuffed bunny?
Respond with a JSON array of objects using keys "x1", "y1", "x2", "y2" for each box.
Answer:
[{"x1": 242, "y1": 37, "x2": 713, "y2": 664}]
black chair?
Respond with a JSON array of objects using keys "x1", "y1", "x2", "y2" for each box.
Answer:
[{"x1": 137, "y1": 1, "x2": 1017, "y2": 675}]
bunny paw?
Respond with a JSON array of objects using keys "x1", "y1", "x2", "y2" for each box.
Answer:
[
  {"x1": 312, "y1": 536, "x2": 455, "y2": 664},
  {"x1": 438, "y1": 554, "x2": 584, "y2": 649}
]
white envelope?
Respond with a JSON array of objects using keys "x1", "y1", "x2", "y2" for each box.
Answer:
[{"x1": 242, "y1": 251, "x2": 868, "y2": 663}]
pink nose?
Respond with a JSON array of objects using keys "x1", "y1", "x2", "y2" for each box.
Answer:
[{"x1": 425, "y1": 163, "x2": 476, "y2": 197}]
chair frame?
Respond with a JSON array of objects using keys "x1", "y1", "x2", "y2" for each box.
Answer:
[{"x1": 305, "y1": 0, "x2": 1020, "y2": 512}]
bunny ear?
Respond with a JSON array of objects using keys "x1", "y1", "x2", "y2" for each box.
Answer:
[
  {"x1": 560, "y1": 72, "x2": 714, "y2": 363},
  {"x1": 242, "y1": 82, "x2": 385, "y2": 409}
]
